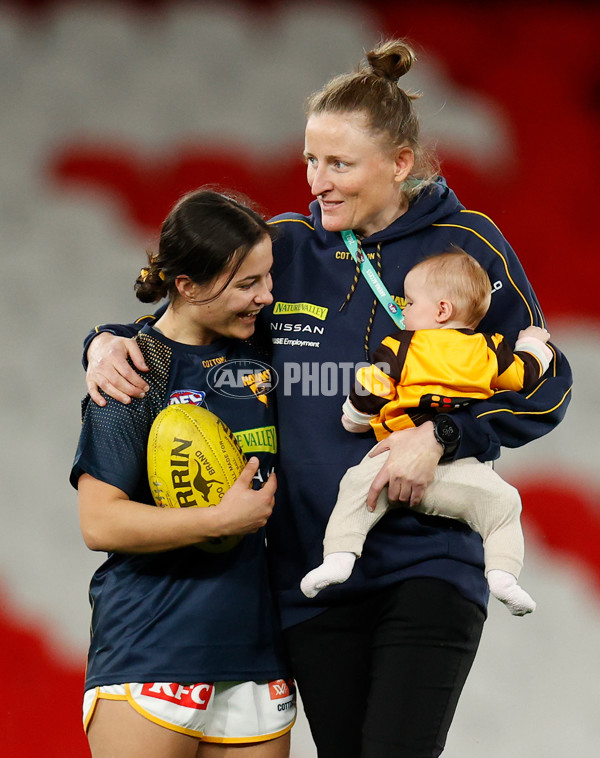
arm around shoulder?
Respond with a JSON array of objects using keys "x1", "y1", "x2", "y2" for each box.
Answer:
[
  {"x1": 86, "y1": 332, "x2": 151, "y2": 406},
  {"x1": 82, "y1": 305, "x2": 166, "y2": 404}
]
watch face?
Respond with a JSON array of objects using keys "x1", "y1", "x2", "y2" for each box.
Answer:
[
  {"x1": 440, "y1": 421, "x2": 454, "y2": 441},
  {"x1": 436, "y1": 415, "x2": 460, "y2": 445}
]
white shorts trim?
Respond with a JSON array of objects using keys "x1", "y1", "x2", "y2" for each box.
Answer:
[{"x1": 83, "y1": 679, "x2": 296, "y2": 743}]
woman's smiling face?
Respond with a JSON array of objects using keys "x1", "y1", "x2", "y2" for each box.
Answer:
[
  {"x1": 181, "y1": 234, "x2": 274, "y2": 344},
  {"x1": 304, "y1": 110, "x2": 413, "y2": 237}
]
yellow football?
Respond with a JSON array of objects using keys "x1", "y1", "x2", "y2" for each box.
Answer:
[{"x1": 147, "y1": 403, "x2": 247, "y2": 553}]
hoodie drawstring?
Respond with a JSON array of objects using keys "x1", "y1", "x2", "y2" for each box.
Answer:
[{"x1": 339, "y1": 241, "x2": 382, "y2": 361}]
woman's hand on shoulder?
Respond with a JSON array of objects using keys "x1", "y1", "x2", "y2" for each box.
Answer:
[
  {"x1": 87, "y1": 332, "x2": 149, "y2": 406},
  {"x1": 207, "y1": 457, "x2": 277, "y2": 537},
  {"x1": 366, "y1": 422, "x2": 443, "y2": 508}
]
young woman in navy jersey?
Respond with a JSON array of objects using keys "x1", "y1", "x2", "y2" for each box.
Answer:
[
  {"x1": 82, "y1": 40, "x2": 572, "y2": 758},
  {"x1": 71, "y1": 189, "x2": 295, "y2": 758}
]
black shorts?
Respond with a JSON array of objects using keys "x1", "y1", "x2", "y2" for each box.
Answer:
[{"x1": 284, "y1": 578, "x2": 485, "y2": 758}]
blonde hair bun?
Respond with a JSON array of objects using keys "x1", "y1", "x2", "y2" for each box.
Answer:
[{"x1": 365, "y1": 39, "x2": 416, "y2": 83}]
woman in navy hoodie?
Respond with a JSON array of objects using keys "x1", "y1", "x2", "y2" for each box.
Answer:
[{"x1": 84, "y1": 39, "x2": 572, "y2": 758}]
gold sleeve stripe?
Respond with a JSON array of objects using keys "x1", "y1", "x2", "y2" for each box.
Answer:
[
  {"x1": 93, "y1": 314, "x2": 156, "y2": 333},
  {"x1": 534, "y1": 302, "x2": 546, "y2": 329},
  {"x1": 521, "y1": 352, "x2": 558, "y2": 396},
  {"x1": 546, "y1": 343, "x2": 558, "y2": 378},
  {"x1": 268, "y1": 218, "x2": 315, "y2": 231},
  {"x1": 475, "y1": 385, "x2": 572, "y2": 419},
  {"x1": 459, "y1": 209, "x2": 502, "y2": 232},
  {"x1": 524, "y1": 378, "x2": 549, "y2": 400},
  {"x1": 432, "y1": 222, "x2": 534, "y2": 325}
]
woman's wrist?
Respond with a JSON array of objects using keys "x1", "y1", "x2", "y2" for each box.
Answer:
[{"x1": 431, "y1": 414, "x2": 461, "y2": 461}]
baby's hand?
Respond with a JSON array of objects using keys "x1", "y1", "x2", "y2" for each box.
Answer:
[{"x1": 517, "y1": 325, "x2": 550, "y2": 344}]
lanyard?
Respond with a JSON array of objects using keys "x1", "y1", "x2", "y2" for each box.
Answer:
[{"x1": 340, "y1": 229, "x2": 405, "y2": 330}]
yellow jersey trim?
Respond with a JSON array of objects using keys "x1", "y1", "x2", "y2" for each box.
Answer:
[
  {"x1": 93, "y1": 314, "x2": 155, "y2": 333},
  {"x1": 533, "y1": 302, "x2": 546, "y2": 329},
  {"x1": 475, "y1": 385, "x2": 572, "y2": 419},
  {"x1": 458, "y1": 208, "x2": 502, "y2": 232},
  {"x1": 268, "y1": 218, "x2": 315, "y2": 231},
  {"x1": 546, "y1": 343, "x2": 558, "y2": 377}
]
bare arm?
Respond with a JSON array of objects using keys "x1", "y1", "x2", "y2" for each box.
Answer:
[
  {"x1": 78, "y1": 457, "x2": 276, "y2": 553},
  {"x1": 86, "y1": 332, "x2": 150, "y2": 406},
  {"x1": 366, "y1": 421, "x2": 443, "y2": 509}
]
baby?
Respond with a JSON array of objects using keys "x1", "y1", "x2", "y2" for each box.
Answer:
[{"x1": 301, "y1": 250, "x2": 552, "y2": 615}]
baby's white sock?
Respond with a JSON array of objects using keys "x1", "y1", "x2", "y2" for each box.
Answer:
[
  {"x1": 487, "y1": 569, "x2": 536, "y2": 616},
  {"x1": 300, "y1": 552, "x2": 357, "y2": 598}
]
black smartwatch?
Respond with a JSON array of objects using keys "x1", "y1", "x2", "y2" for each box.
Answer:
[{"x1": 432, "y1": 414, "x2": 461, "y2": 460}]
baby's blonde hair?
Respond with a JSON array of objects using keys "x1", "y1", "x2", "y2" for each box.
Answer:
[{"x1": 411, "y1": 248, "x2": 492, "y2": 328}]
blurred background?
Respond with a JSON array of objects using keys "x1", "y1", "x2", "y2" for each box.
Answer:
[{"x1": 1, "y1": 1, "x2": 599, "y2": 755}]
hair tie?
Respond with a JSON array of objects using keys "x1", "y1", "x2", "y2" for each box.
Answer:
[{"x1": 139, "y1": 267, "x2": 166, "y2": 282}]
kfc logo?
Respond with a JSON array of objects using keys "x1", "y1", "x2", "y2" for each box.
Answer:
[{"x1": 141, "y1": 682, "x2": 214, "y2": 710}]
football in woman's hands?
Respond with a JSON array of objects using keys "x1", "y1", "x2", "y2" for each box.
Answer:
[{"x1": 147, "y1": 403, "x2": 246, "y2": 552}]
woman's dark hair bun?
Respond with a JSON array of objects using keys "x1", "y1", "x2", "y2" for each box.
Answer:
[{"x1": 134, "y1": 261, "x2": 168, "y2": 304}]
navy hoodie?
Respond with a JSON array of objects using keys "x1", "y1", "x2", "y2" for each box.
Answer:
[{"x1": 263, "y1": 179, "x2": 571, "y2": 628}]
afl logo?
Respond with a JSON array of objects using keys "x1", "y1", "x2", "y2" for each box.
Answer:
[
  {"x1": 207, "y1": 359, "x2": 279, "y2": 399},
  {"x1": 168, "y1": 390, "x2": 206, "y2": 406}
]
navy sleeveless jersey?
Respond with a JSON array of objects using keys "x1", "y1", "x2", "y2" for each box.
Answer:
[{"x1": 71, "y1": 325, "x2": 288, "y2": 689}]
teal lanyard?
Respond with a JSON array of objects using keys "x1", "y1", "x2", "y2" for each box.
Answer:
[{"x1": 340, "y1": 229, "x2": 405, "y2": 330}]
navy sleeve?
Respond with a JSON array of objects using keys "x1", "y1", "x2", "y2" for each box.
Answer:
[
  {"x1": 70, "y1": 393, "x2": 154, "y2": 497},
  {"x1": 441, "y1": 213, "x2": 573, "y2": 461},
  {"x1": 82, "y1": 303, "x2": 167, "y2": 369}
]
